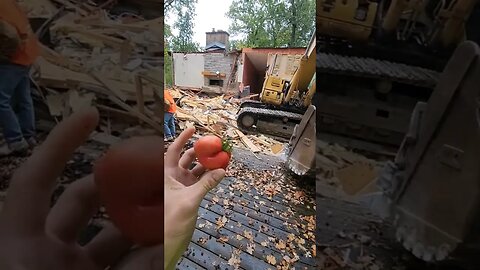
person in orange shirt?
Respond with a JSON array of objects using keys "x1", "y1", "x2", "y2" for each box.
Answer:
[
  {"x1": 164, "y1": 89, "x2": 177, "y2": 141},
  {"x1": 0, "y1": 0, "x2": 41, "y2": 156}
]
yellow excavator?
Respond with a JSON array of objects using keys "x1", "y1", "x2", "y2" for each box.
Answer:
[
  {"x1": 236, "y1": 34, "x2": 316, "y2": 140},
  {"x1": 292, "y1": 1, "x2": 480, "y2": 267},
  {"x1": 316, "y1": 0, "x2": 480, "y2": 147}
]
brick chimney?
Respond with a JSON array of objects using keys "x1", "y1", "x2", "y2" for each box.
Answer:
[{"x1": 206, "y1": 28, "x2": 230, "y2": 51}]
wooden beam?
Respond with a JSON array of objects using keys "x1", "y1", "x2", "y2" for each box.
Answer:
[
  {"x1": 202, "y1": 71, "x2": 226, "y2": 78},
  {"x1": 135, "y1": 75, "x2": 145, "y2": 124},
  {"x1": 92, "y1": 75, "x2": 164, "y2": 133},
  {"x1": 234, "y1": 129, "x2": 260, "y2": 153}
]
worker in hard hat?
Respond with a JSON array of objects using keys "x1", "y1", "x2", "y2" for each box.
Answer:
[{"x1": 0, "y1": 0, "x2": 40, "y2": 156}]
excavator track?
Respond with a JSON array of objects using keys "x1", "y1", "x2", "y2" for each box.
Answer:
[
  {"x1": 316, "y1": 51, "x2": 442, "y2": 147},
  {"x1": 317, "y1": 52, "x2": 440, "y2": 88},
  {"x1": 236, "y1": 107, "x2": 304, "y2": 139}
]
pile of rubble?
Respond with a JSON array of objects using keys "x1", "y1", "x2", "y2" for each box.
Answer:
[
  {"x1": 169, "y1": 87, "x2": 287, "y2": 156},
  {"x1": 316, "y1": 140, "x2": 386, "y2": 198},
  {"x1": 23, "y1": 0, "x2": 163, "y2": 139}
]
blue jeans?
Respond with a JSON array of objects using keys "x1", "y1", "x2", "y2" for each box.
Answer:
[
  {"x1": 164, "y1": 112, "x2": 176, "y2": 138},
  {"x1": 0, "y1": 64, "x2": 35, "y2": 144}
]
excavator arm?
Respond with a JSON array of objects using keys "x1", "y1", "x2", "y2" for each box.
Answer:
[{"x1": 362, "y1": 41, "x2": 480, "y2": 265}]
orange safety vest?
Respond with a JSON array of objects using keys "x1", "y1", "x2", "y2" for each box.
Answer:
[
  {"x1": 0, "y1": 0, "x2": 40, "y2": 66},
  {"x1": 164, "y1": 89, "x2": 177, "y2": 113}
]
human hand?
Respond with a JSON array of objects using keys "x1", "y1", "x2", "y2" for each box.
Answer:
[
  {"x1": 164, "y1": 128, "x2": 226, "y2": 270},
  {"x1": 0, "y1": 108, "x2": 162, "y2": 270}
]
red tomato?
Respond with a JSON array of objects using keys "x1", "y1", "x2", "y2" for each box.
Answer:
[
  {"x1": 194, "y1": 135, "x2": 232, "y2": 170},
  {"x1": 94, "y1": 136, "x2": 164, "y2": 246}
]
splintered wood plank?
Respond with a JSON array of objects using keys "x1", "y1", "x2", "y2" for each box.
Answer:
[
  {"x1": 234, "y1": 129, "x2": 261, "y2": 153},
  {"x1": 51, "y1": 0, "x2": 89, "y2": 16},
  {"x1": 134, "y1": 75, "x2": 145, "y2": 123},
  {"x1": 36, "y1": 57, "x2": 155, "y2": 101},
  {"x1": 91, "y1": 74, "x2": 163, "y2": 133}
]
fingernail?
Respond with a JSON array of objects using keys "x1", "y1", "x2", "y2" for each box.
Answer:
[{"x1": 213, "y1": 169, "x2": 226, "y2": 181}]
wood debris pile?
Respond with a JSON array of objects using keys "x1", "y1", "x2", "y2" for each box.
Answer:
[
  {"x1": 169, "y1": 87, "x2": 287, "y2": 156},
  {"x1": 316, "y1": 140, "x2": 384, "y2": 197},
  {"x1": 23, "y1": 0, "x2": 164, "y2": 138}
]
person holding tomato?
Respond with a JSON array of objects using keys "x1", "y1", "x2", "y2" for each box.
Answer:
[
  {"x1": 164, "y1": 89, "x2": 177, "y2": 142},
  {"x1": 0, "y1": 107, "x2": 227, "y2": 270}
]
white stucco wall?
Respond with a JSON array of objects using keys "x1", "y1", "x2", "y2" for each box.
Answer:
[
  {"x1": 237, "y1": 63, "x2": 243, "y2": 83},
  {"x1": 173, "y1": 53, "x2": 204, "y2": 88}
]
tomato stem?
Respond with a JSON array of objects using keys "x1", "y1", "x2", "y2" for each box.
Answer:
[{"x1": 222, "y1": 139, "x2": 233, "y2": 153}]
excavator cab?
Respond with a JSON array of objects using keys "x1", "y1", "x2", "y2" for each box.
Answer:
[{"x1": 260, "y1": 75, "x2": 287, "y2": 106}]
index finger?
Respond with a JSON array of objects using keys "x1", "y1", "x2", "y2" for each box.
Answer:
[
  {"x1": 165, "y1": 127, "x2": 195, "y2": 167},
  {"x1": 2, "y1": 107, "x2": 99, "y2": 234}
]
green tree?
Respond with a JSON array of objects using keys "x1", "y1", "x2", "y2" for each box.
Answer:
[
  {"x1": 164, "y1": 0, "x2": 199, "y2": 86},
  {"x1": 227, "y1": 0, "x2": 315, "y2": 48},
  {"x1": 165, "y1": 0, "x2": 199, "y2": 52},
  {"x1": 164, "y1": 24, "x2": 174, "y2": 86}
]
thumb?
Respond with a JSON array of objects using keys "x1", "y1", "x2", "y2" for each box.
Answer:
[{"x1": 192, "y1": 169, "x2": 226, "y2": 199}]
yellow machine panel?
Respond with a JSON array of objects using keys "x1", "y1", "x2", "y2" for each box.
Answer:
[
  {"x1": 266, "y1": 53, "x2": 303, "y2": 81},
  {"x1": 260, "y1": 76, "x2": 285, "y2": 106},
  {"x1": 317, "y1": 0, "x2": 378, "y2": 41}
]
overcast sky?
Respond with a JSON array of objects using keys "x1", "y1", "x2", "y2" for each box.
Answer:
[{"x1": 166, "y1": 0, "x2": 236, "y2": 48}]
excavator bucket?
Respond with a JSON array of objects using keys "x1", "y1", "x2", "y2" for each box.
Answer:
[
  {"x1": 286, "y1": 105, "x2": 316, "y2": 176},
  {"x1": 362, "y1": 41, "x2": 480, "y2": 265}
]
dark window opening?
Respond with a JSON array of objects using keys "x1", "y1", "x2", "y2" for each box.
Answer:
[
  {"x1": 209, "y1": 79, "x2": 224, "y2": 86},
  {"x1": 376, "y1": 109, "x2": 390, "y2": 118}
]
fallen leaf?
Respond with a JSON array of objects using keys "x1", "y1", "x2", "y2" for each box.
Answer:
[
  {"x1": 287, "y1": 234, "x2": 295, "y2": 242},
  {"x1": 228, "y1": 249, "x2": 242, "y2": 268},
  {"x1": 261, "y1": 241, "x2": 268, "y2": 247},
  {"x1": 236, "y1": 235, "x2": 244, "y2": 241},
  {"x1": 246, "y1": 243, "x2": 255, "y2": 254},
  {"x1": 243, "y1": 230, "x2": 254, "y2": 241},
  {"x1": 296, "y1": 238, "x2": 306, "y2": 245},
  {"x1": 266, "y1": 254, "x2": 277, "y2": 265},
  {"x1": 216, "y1": 216, "x2": 228, "y2": 229},
  {"x1": 275, "y1": 240, "x2": 286, "y2": 250},
  {"x1": 217, "y1": 235, "x2": 229, "y2": 243}
]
